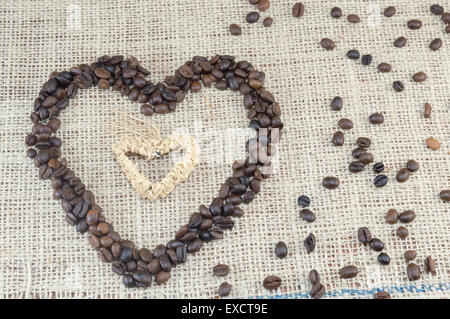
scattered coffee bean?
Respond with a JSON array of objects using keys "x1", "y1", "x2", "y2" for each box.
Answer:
[
  {"x1": 330, "y1": 96, "x2": 343, "y2": 111},
  {"x1": 263, "y1": 275, "x2": 282, "y2": 290},
  {"x1": 229, "y1": 24, "x2": 242, "y2": 36},
  {"x1": 298, "y1": 195, "x2": 310, "y2": 207},
  {"x1": 321, "y1": 38, "x2": 335, "y2": 50},
  {"x1": 374, "y1": 174, "x2": 388, "y2": 187},
  {"x1": 246, "y1": 11, "x2": 260, "y2": 23},
  {"x1": 442, "y1": 12, "x2": 450, "y2": 23},
  {"x1": 213, "y1": 264, "x2": 230, "y2": 277},
  {"x1": 377, "y1": 63, "x2": 391, "y2": 73},
  {"x1": 275, "y1": 241, "x2": 288, "y2": 258},
  {"x1": 359, "y1": 152, "x2": 374, "y2": 165},
  {"x1": 358, "y1": 227, "x2": 372, "y2": 245},
  {"x1": 385, "y1": 209, "x2": 399, "y2": 224},
  {"x1": 396, "y1": 168, "x2": 410, "y2": 183},
  {"x1": 412, "y1": 72, "x2": 427, "y2": 82},
  {"x1": 361, "y1": 54, "x2": 372, "y2": 66},
  {"x1": 347, "y1": 49, "x2": 360, "y2": 59},
  {"x1": 399, "y1": 210, "x2": 416, "y2": 223},
  {"x1": 374, "y1": 291, "x2": 391, "y2": 299},
  {"x1": 304, "y1": 233, "x2": 316, "y2": 253},
  {"x1": 407, "y1": 263, "x2": 421, "y2": 281},
  {"x1": 439, "y1": 190, "x2": 450, "y2": 202},
  {"x1": 310, "y1": 283, "x2": 326, "y2": 299},
  {"x1": 308, "y1": 269, "x2": 320, "y2": 285},
  {"x1": 404, "y1": 250, "x2": 417, "y2": 261},
  {"x1": 407, "y1": 20, "x2": 422, "y2": 30},
  {"x1": 406, "y1": 160, "x2": 419, "y2": 172},
  {"x1": 384, "y1": 6, "x2": 396, "y2": 17},
  {"x1": 393, "y1": 81, "x2": 404, "y2": 92},
  {"x1": 430, "y1": 38, "x2": 442, "y2": 51},
  {"x1": 27, "y1": 148, "x2": 37, "y2": 158},
  {"x1": 257, "y1": 0, "x2": 270, "y2": 12},
  {"x1": 446, "y1": 25, "x2": 450, "y2": 33},
  {"x1": 331, "y1": 7, "x2": 342, "y2": 18},
  {"x1": 218, "y1": 282, "x2": 232, "y2": 297},
  {"x1": 300, "y1": 209, "x2": 316, "y2": 222},
  {"x1": 373, "y1": 162, "x2": 385, "y2": 173},
  {"x1": 339, "y1": 265, "x2": 358, "y2": 279},
  {"x1": 396, "y1": 226, "x2": 409, "y2": 239},
  {"x1": 378, "y1": 253, "x2": 391, "y2": 265},
  {"x1": 424, "y1": 256, "x2": 436, "y2": 275},
  {"x1": 424, "y1": 103, "x2": 432, "y2": 118},
  {"x1": 338, "y1": 118, "x2": 353, "y2": 130},
  {"x1": 352, "y1": 147, "x2": 367, "y2": 159},
  {"x1": 426, "y1": 137, "x2": 440, "y2": 150},
  {"x1": 322, "y1": 176, "x2": 340, "y2": 189},
  {"x1": 332, "y1": 131, "x2": 345, "y2": 146},
  {"x1": 292, "y1": 2, "x2": 305, "y2": 18},
  {"x1": 394, "y1": 37, "x2": 407, "y2": 48},
  {"x1": 369, "y1": 112, "x2": 384, "y2": 124},
  {"x1": 347, "y1": 14, "x2": 360, "y2": 23},
  {"x1": 370, "y1": 238, "x2": 385, "y2": 252},
  {"x1": 349, "y1": 161, "x2": 365, "y2": 173},
  {"x1": 356, "y1": 137, "x2": 371, "y2": 148},
  {"x1": 263, "y1": 17, "x2": 273, "y2": 27},
  {"x1": 430, "y1": 4, "x2": 444, "y2": 15}
]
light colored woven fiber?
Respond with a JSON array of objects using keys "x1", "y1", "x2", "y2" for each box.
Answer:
[{"x1": 0, "y1": 0, "x2": 448, "y2": 299}]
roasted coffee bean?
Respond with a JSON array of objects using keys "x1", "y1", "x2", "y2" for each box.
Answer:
[
  {"x1": 384, "y1": 6, "x2": 396, "y2": 17},
  {"x1": 263, "y1": 275, "x2": 281, "y2": 290},
  {"x1": 424, "y1": 256, "x2": 436, "y2": 275},
  {"x1": 359, "y1": 153, "x2": 374, "y2": 165},
  {"x1": 358, "y1": 227, "x2": 372, "y2": 245},
  {"x1": 396, "y1": 168, "x2": 410, "y2": 183},
  {"x1": 443, "y1": 12, "x2": 450, "y2": 23},
  {"x1": 407, "y1": 263, "x2": 421, "y2": 281},
  {"x1": 373, "y1": 162, "x2": 385, "y2": 173},
  {"x1": 322, "y1": 176, "x2": 339, "y2": 189},
  {"x1": 347, "y1": 49, "x2": 360, "y2": 59},
  {"x1": 99, "y1": 247, "x2": 113, "y2": 262},
  {"x1": 275, "y1": 241, "x2": 288, "y2": 258},
  {"x1": 446, "y1": 25, "x2": 449, "y2": 33},
  {"x1": 430, "y1": 38, "x2": 442, "y2": 51},
  {"x1": 352, "y1": 147, "x2": 366, "y2": 159},
  {"x1": 370, "y1": 238, "x2": 385, "y2": 251},
  {"x1": 246, "y1": 11, "x2": 260, "y2": 23},
  {"x1": 304, "y1": 233, "x2": 316, "y2": 253},
  {"x1": 412, "y1": 72, "x2": 427, "y2": 82},
  {"x1": 155, "y1": 271, "x2": 171, "y2": 284},
  {"x1": 394, "y1": 37, "x2": 407, "y2": 48},
  {"x1": 27, "y1": 148, "x2": 37, "y2": 158},
  {"x1": 308, "y1": 269, "x2": 320, "y2": 285},
  {"x1": 132, "y1": 270, "x2": 152, "y2": 287},
  {"x1": 320, "y1": 38, "x2": 335, "y2": 50},
  {"x1": 257, "y1": 0, "x2": 270, "y2": 11},
  {"x1": 426, "y1": 137, "x2": 440, "y2": 150},
  {"x1": 300, "y1": 209, "x2": 316, "y2": 222},
  {"x1": 347, "y1": 14, "x2": 360, "y2": 23},
  {"x1": 404, "y1": 250, "x2": 416, "y2": 261},
  {"x1": 122, "y1": 274, "x2": 136, "y2": 288},
  {"x1": 399, "y1": 210, "x2": 415, "y2": 223},
  {"x1": 356, "y1": 137, "x2": 371, "y2": 148},
  {"x1": 424, "y1": 103, "x2": 432, "y2": 118},
  {"x1": 377, "y1": 63, "x2": 391, "y2": 73},
  {"x1": 310, "y1": 283, "x2": 325, "y2": 299},
  {"x1": 263, "y1": 17, "x2": 273, "y2": 27},
  {"x1": 159, "y1": 254, "x2": 173, "y2": 272},
  {"x1": 407, "y1": 20, "x2": 422, "y2": 30},
  {"x1": 393, "y1": 81, "x2": 404, "y2": 92},
  {"x1": 361, "y1": 54, "x2": 372, "y2": 66},
  {"x1": 396, "y1": 226, "x2": 409, "y2": 239},
  {"x1": 349, "y1": 161, "x2": 365, "y2": 173},
  {"x1": 330, "y1": 7, "x2": 342, "y2": 18},
  {"x1": 187, "y1": 238, "x2": 202, "y2": 253},
  {"x1": 213, "y1": 264, "x2": 230, "y2": 276},
  {"x1": 369, "y1": 112, "x2": 384, "y2": 124},
  {"x1": 218, "y1": 282, "x2": 232, "y2": 297},
  {"x1": 332, "y1": 131, "x2": 344, "y2": 146},
  {"x1": 374, "y1": 291, "x2": 391, "y2": 299},
  {"x1": 338, "y1": 118, "x2": 353, "y2": 130},
  {"x1": 330, "y1": 96, "x2": 343, "y2": 111},
  {"x1": 229, "y1": 24, "x2": 242, "y2": 36},
  {"x1": 430, "y1": 4, "x2": 444, "y2": 15},
  {"x1": 406, "y1": 160, "x2": 419, "y2": 172},
  {"x1": 292, "y1": 2, "x2": 305, "y2": 18},
  {"x1": 297, "y1": 195, "x2": 310, "y2": 207},
  {"x1": 385, "y1": 209, "x2": 399, "y2": 224},
  {"x1": 439, "y1": 190, "x2": 450, "y2": 202},
  {"x1": 378, "y1": 253, "x2": 391, "y2": 265},
  {"x1": 339, "y1": 265, "x2": 358, "y2": 279}
]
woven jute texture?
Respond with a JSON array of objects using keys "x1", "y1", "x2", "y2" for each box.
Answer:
[{"x1": 0, "y1": 0, "x2": 449, "y2": 299}]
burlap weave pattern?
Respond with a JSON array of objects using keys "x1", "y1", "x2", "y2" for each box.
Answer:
[{"x1": 0, "y1": 0, "x2": 448, "y2": 299}]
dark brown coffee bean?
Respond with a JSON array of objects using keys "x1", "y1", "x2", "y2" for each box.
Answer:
[
  {"x1": 347, "y1": 49, "x2": 360, "y2": 59},
  {"x1": 297, "y1": 195, "x2": 310, "y2": 207},
  {"x1": 229, "y1": 24, "x2": 242, "y2": 36},
  {"x1": 99, "y1": 247, "x2": 113, "y2": 262},
  {"x1": 361, "y1": 54, "x2": 372, "y2": 66},
  {"x1": 320, "y1": 38, "x2": 335, "y2": 50},
  {"x1": 396, "y1": 226, "x2": 409, "y2": 239},
  {"x1": 407, "y1": 263, "x2": 420, "y2": 281},
  {"x1": 352, "y1": 147, "x2": 366, "y2": 159},
  {"x1": 349, "y1": 161, "x2": 365, "y2": 173},
  {"x1": 338, "y1": 118, "x2": 353, "y2": 130},
  {"x1": 187, "y1": 238, "x2": 202, "y2": 253},
  {"x1": 359, "y1": 152, "x2": 374, "y2": 165},
  {"x1": 396, "y1": 168, "x2": 410, "y2": 183},
  {"x1": 263, "y1": 17, "x2": 273, "y2": 27},
  {"x1": 443, "y1": 12, "x2": 450, "y2": 23},
  {"x1": 132, "y1": 270, "x2": 152, "y2": 287},
  {"x1": 374, "y1": 174, "x2": 388, "y2": 187},
  {"x1": 399, "y1": 210, "x2": 415, "y2": 223},
  {"x1": 347, "y1": 14, "x2": 360, "y2": 23},
  {"x1": 404, "y1": 250, "x2": 416, "y2": 261},
  {"x1": 439, "y1": 190, "x2": 450, "y2": 202},
  {"x1": 358, "y1": 227, "x2": 372, "y2": 245},
  {"x1": 430, "y1": 38, "x2": 442, "y2": 51},
  {"x1": 406, "y1": 160, "x2": 419, "y2": 172},
  {"x1": 377, "y1": 63, "x2": 391, "y2": 73},
  {"x1": 27, "y1": 148, "x2": 37, "y2": 158},
  {"x1": 446, "y1": 25, "x2": 450, "y2": 33},
  {"x1": 310, "y1": 283, "x2": 325, "y2": 299},
  {"x1": 155, "y1": 271, "x2": 171, "y2": 284},
  {"x1": 384, "y1": 6, "x2": 396, "y2": 17},
  {"x1": 330, "y1": 7, "x2": 342, "y2": 18},
  {"x1": 393, "y1": 81, "x2": 404, "y2": 92},
  {"x1": 218, "y1": 282, "x2": 232, "y2": 297},
  {"x1": 424, "y1": 103, "x2": 432, "y2": 118},
  {"x1": 179, "y1": 65, "x2": 194, "y2": 78},
  {"x1": 394, "y1": 37, "x2": 407, "y2": 48},
  {"x1": 332, "y1": 131, "x2": 344, "y2": 146},
  {"x1": 322, "y1": 176, "x2": 339, "y2": 189},
  {"x1": 430, "y1": 4, "x2": 444, "y2": 15},
  {"x1": 308, "y1": 269, "x2": 320, "y2": 285},
  {"x1": 263, "y1": 275, "x2": 281, "y2": 290},
  {"x1": 257, "y1": 0, "x2": 270, "y2": 11},
  {"x1": 339, "y1": 265, "x2": 358, "y2": 279},
  {"x1": 330, "y1": 96, "x2": 343, "y2": 111},
  {"x1": 246, "y1": 11, "x2": 260, "y2": 23},
  {"x1": 370, "y1": 238, "x2": 385, "y2": 251},
  {"x1": 374, "y1": 291, "x2": 391, "y2": 299},
  {"x1": 407, "y1": 20, "x2": 422, "y2": 30},
  {"x1": 356, "y1": 137, "x2": 371, "y2": 148},
  {"x1": 378, "y1": 253, "x2": 390, "y2": 265},
  {"x1": 292, "y1": 2, "x2": 304, "y2": 18},
  {"x1": 369, "y1": 112, "x2": 384, "y2": 124},
  {"x1": 386, "y1": 209, "x2": 399, "y2": 224},
  {"x1": 304, "y1": 233, "x2": 316, "y2": 253},
  {"x1": 213, "y1": 264, "x2": 230, "y2": 276},
  {"x1": 275, "y1": 241, "x2": 288, "y2": 258},
  {"x1": 94, "y1": 68, "x2": 111, "y2": 79},
  {"x1": 424, "y1": 256, "x2": 436, "y2": 275},
  {"x1": 412, "y1": 72, "x2": 427, "y2": 82},
  {"x1": 300, "y1": 209, "x2": 316, "y2": 222}
]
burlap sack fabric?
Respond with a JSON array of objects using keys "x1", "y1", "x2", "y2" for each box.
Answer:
[{"x1": 0, "y1": 0, "x2": 448, "y2": 299}]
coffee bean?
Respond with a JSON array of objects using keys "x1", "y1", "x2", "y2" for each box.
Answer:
[
  {"x1": 356, "y1": 137, "x2": 371, "y2": 148},
  {"x1": 321, "y1": 38, "x2": 335, "y2": 50},
  {"x1": 407, "y1": 20, "x2": 422, "y2": 30},
  {"x1": 396, "y1": 226, "x2": 409, "y2": 239},
  {"x1": 352, "y1": 147, "x2": 366, "y2": 159},
  {"x1": 304, "y1": 233, "x2": 316, "y2": 253},
  {"x1": 385, "y1": 209, "x2": 399, "y2": 224},
  {"x1": 369, "y1": 112, "x2": 384, "y2": 125},
  {"x1": 358, "y1": 227, "x2": 372, "y2": 245},
  {"x1": 361, "y1": 54, "x2": 372, "y2": 66},
  {"x1": 257, "y1": 0, "x2": 270, "y2": 11},
  {"x1": 377, "y1": 63, "x2": 391, "y2": 73},
  {"x1": 393, "y1": 81, "x2": 404, "y2": 92},
  {"x1": 347, "y1": 14, "x2": 360, "y2": 23},
  {"x1": 424, "y1": 256, "x2": 436, "y2": 275},
  {"x1": 407, "y1": 263, "x2": 421, "y2": 281},
  {"x1": 297, "y1": 195, "x2": 310, "y2": 207},
  {"x1": 322, "y1": 176, "x2": 339, "y2": 189},
  {"x1": 384, "y1": 6, "x2": 396, "y2": 17},
  {"x1": 332, "y1": 131, "x2": 344, "y2": 146},
  {"x1": 399, "y1": 210, "x2": 415, "y2": 223},
  {"x1": 426, "y1": 137, "x2": 440, "y2": 150},
  {"x1": 330, "y1": 96, "x2": 343, "y2": 111},
  {"x1": 330, "y1": 7, "x2": 342, "y2": 18},
  {"x1": 213, "y1": 264, "x2": 230, "y2": 276},
  {"x1": 218, "y1": 282, "x2": 232, "y2": 297},
  {"x1": 446, "y1": 25, "x2": 450, "y2": 33},
  {"x1": 373, "y1": 162, "x2": 385, "y2": 173},
  {"x1": 443, "y1": 12, "x2": 450, "y2": 23},
  {"x1": 308, "y1": 269, "x2": 320, "y2": 285},
  {"x1": 263, "y1": 275, "x2": 281, "y2": 290},
  {"x1": 246, "y1": 11, "x2": 260, "y2": 23},
  {"x1": 27, "y1": 148, "x2": 37, "y2": 158},
  {"x1": 349, "y1": 161, "x2": 365, "y2": 173},
  {"x1": 122, "y1": 274, "x2": 136, "y2": 288},
  {"x1": 155, "y1": 271, "x2": 171, "y2": 284},
  {"x1": 370, "y1": 238, "x2": 385, "y2": 251},
  {"x1": 430, "y1": 4, "x2": 444, "y2": 15},
  {"x1": 439, "y1": 190, "x2": 450, "y2": 202},
  {"x1": 396, "y1": 168, "x2": 410, "y2": 183},
  {"x1": 339, "y1": 265, "x2": 358, "y2": 279},
  {"x1": 338, "y1": 118, "x2": 353, "y2": 130},
  {"x1": 292, "y1": 2, "x2": 304, "y2": 18},
  {"x1": 263, "y1": 17, "x2": 273, "y2": 27},
  {"x1": 374, "y1": 291, "x2": 391, "y2": 299},
  {"x1": 310, "y1": 283, "x2": 326, "y2": 299},
  {"x1": 406, "y1": 160, "x2": 419, "y2": 172},
  {"x1": 229, "y1": 24, "x2": 242, "y2": 36},
  {"x1": 94, "y1": 68, "x2": 111, "y2": 79},
  {"x1": 359, "y1": 153, "x2": 374, "y2": 165},
  {"x1": 394, "y1": 37, "x2": 407, "y2": 48},
  {"x1": 300, "y1": 209, "x2": 316, "y2": 222},
  {"x1": 275, "y1": 241, "x2": 288, "y2": 258},
  {"x1": 412, "y1": 72, "x2": 427, "y2": 82},
  {"x1": 430, "y1": 38, "x2": 442, "y2": 51},
  {"x1": 378, "y1": 253, "x2": 390, "y2": 265},
  {"x1": 404, "y1": 250, "x2": 416, "y2": 261},
  {"x1": 424, "y1": 103, "x2": 432, "y2": 118},
  {"x1": 347, "y1": 49, "x2": 360, "y2": 59},
  {"x1": 132, "y1": 270, "x2": 152, "y2": 287}
]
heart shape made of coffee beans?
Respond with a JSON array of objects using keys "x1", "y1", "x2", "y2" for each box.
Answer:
[{"x1": 26, "y1": 54, "x2": 283, "y2": 288}]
